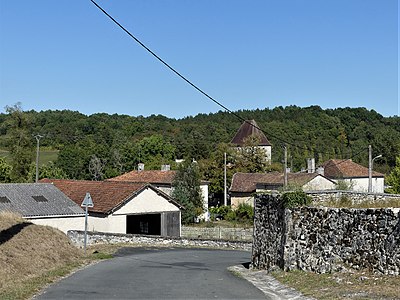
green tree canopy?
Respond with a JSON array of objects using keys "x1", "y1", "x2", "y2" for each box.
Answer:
[
  {"x1": 172, "y1": 160, "x2": 204, "y2": 224},
  {"x1": 386, "y1": 155, "x2": 400, "y2": 194},
  {"x1": 3, "y1": 103, "x2": 34, "y2": 182}
]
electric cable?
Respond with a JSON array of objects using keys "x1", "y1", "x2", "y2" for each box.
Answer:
[{"x1": 89, "y1": 0, "x2": 369, "y2": 163}]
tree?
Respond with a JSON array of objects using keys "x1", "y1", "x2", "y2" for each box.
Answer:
[
  {"x1": 234, "y1": 136, "x2": 269, "y2": 173},
  {"x1": 89, "y1": 154, "x2": 106, "y2": 181},
  {"x1": 4, "y1": 103, "x2": 34, "y2": 182},
  {"x1": 0, "y1": 157, "x2": 12, "y2": 183},
  {"x1": 172, "y1": 160, "x2": 204, "y2": 224},
  {"x1": 386, "y1": 155, "x2": 400, "y2": 194}
]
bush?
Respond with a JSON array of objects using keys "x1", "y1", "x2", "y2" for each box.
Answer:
[
  {"x1": 281, "y1": 191, "x2": 311, "y2": 208},
  {"x1": 235, "y1": 203, "x2": 254, "y2": 221},
  {"x1": 209, "y1": 204, "x2": 253, "y2": 224}
]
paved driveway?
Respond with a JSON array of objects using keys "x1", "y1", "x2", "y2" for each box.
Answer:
[{"x1": 36, "y1": 247, "x2": 267, "y2": 299}]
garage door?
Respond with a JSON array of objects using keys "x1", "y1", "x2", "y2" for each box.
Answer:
[{"x1": 126, "y1": 214, "x2": 161, "y2": 235}]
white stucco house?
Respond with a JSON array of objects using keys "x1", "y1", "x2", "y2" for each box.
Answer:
[
  {"x1": 229, "y1": 172, "x2": 336, "y2": 208},
  {"x1": 42, "y1": 179, "x2": 183, "y2": 237},
  {"x1": 107, "y1": 169, "x2": 210, "y2": 221},
  {"x1": 0, "y1": 183, "x2": 85, "y2": 234},
  {"x1": 322, "y1": 159, "x2": 385, "y2": 193}
]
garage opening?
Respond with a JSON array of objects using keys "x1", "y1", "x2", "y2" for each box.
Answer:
[{"x1": 126, "y1": 214, "x2": 161, "y2": 235}]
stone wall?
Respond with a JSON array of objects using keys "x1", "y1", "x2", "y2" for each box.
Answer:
[
  {"x1": 181, "y1": 226, "x2": 253, "y2": 241},
  {"x1": 306, "y1": 190, "x2": 400, "y2": 206},
  {"x1": 68, "y1": 230, "x2": 252, "y2": 251},
  {"x1": 252, "y1": 194, "x2": 400, "y2": 275}
]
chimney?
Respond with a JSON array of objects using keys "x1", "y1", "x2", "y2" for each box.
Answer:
[
  {"x1": 138, "y1": 163, "x2": 144, "y2": 172},
  {"x1": 161, "y1": 164, "x2": 170, "y2": 171},
  {"x1": 307, "y1": 158, "x2": 315, "y2": 173},
  {"x1": 316, "y1": 166, "x2": 324, "y2": 176}
]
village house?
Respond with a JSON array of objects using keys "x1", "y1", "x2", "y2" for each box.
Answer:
[
  {"x1": 41, "y1": 179, "x2": 183, "y2": 237},
  {"x1": 231, "y1": 119, "x2": 272, "y2": 164},
  {"x1": 107, "y1": 168, "x2": 210, "y2": 220},
  {"x1": 322, "y1": 159, "x2": 385, "y2": 193},
  {"x1": 230, "y1": 172, "x2": 336, "y2": 208},
  {"x1": 0, "y1": 183, "x2": 85, "y2": 233}
]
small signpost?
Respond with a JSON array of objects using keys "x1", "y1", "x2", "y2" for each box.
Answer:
[{"x1": 81, "y1": 192, "x2": 94, "y2": 255}]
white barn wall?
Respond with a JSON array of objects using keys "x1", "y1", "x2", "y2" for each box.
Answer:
[
  {"x1": 115, "y1": 188, "x2": 180, "y2": 215},
  {"x1": 334, "y1": 178, "x2": 384, "y2": 193},
  {"x1": 302, "y1": 176, "x2": 336, "y2": 191},
  {"x1": 29, "y1": 216, "x2": 85, "y2": 234}
]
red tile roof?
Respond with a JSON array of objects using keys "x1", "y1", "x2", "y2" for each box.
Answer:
[
  {"x1": 40, "y1": 179, "x2": 181, "y2": 214},
  {"x1": 231, "y1": 120, "x2": 271, "y2": 146},
  {"x1": 323, "y1": 159, "x2": 384, "y2": 179},
  {"x1": 107, "y1": 170, "x2": 177, "y2": 185},
  {"x1": 230, "y1": 172, "x2": 331, "y2": 193}
]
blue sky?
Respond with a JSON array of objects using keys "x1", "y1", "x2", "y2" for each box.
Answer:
[{"x1": 0, "y1": 0, "x2": 398, "y2": 118}]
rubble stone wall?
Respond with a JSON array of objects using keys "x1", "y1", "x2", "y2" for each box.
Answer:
[
  {"x1": 252, "y1": 194, "x2": 400, "y2": 275},
  {"x1": 68, "y1": 230, "x2": 252, "y2": 251},
  {"x1": 306, "y1": 190, "x2": 400, "y2": 206}
]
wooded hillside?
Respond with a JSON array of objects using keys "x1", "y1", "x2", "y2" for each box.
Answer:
[{"x1": 0, "y1": 105, "x2": 399, "y2": 191}]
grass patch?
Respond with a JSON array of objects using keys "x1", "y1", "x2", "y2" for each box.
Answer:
[
  {"x1": 0, "y1": 149, "x2": 58, "y2": 165},
  {"x1": 271, "y1": 269, "x2": 400, "y2": 299}
]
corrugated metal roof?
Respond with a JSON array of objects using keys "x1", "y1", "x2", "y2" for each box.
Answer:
[{"x1": 0, "y1": 183, "x2": 85, "y2": 217}]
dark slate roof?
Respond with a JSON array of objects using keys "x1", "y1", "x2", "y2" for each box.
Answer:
[
  {"x1": 323, "y1": 159, "x2": 385, "y2": 179},
  {"x1": 0, "y1": 183, "x2": 85, "y2": 218},
  {"x1": 231, "y1": 120, "x2": 271, "y2": 146},
  {"x1": 230, "y1": 172, "x2": 335, "y2": 193},
  {"x1": 40, "y1": 179, "x2": 184, "y2": 214}
]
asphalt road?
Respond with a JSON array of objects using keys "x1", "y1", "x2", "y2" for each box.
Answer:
[{"x1": 36, "y1": 247, "x2": 267, "y2": 299}]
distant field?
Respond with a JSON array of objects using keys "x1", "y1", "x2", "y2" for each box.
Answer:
[{"x1": 0, "y1": 149, "x2": 59, "y2": 165}]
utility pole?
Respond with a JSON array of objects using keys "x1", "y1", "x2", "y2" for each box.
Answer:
[
  {"x1": 284, "y1": 146, "x2": 288, "y2": 187},
  {"x1": 368, "y1": 145, "x2": 382, "y2": 193},
  {"x1": 224, "y1": 152, "x2": 227, "y2": 206},
  {"x1": 368, "y1": 145, "x2": 372, "y2": 193},
  {"x1": 34, "y1": 134, "x2": 44, "y2": 183}
]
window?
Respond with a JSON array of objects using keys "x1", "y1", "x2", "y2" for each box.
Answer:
[
  {"x1": 0, "y1": 196, "x2": 11, "y2": 203},
  {"x1": 32, "y1": 195, "x2": 48, "y2": 202}
]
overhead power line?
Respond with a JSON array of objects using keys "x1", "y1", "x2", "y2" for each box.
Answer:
[
  {"x1": 88, "y1": 0, "x2": 296, "y2": 148},
  {"x1": 88, "y1": 0, "x2": 366, "y2": 162}
]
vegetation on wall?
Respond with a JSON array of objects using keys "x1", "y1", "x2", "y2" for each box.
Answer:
[{"x1": 281, "y1": 191, "x2": 312, "y2": 208}]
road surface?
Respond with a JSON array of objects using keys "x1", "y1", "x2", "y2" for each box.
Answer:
[{"x1": 36, "y1": 247, "x2": 267, "y2": 299}]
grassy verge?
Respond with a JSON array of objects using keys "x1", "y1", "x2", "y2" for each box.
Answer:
[
  {"x1": 0, "y1": 246, "x2": 114, "y2": 300},
  {"x1": 271, "y1": 269, "x2": 400, "y2": 300}
]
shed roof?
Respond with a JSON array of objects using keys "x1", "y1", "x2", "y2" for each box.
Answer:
[
  {"x1": 0, "y1": 183, "x2": 84, "y2": 218},
  {"x1": 231, "y1": 120, "x2": 271, "y2": 146},
  {"x1": 40, "y1": 179, "x2": 183, "y2": 214},
  {"x1": 230, "y1": 172, "x2": 332, "y2": 193},
  {"x1": 323, "y1": 159, "x2": 384, "y2": 179}
]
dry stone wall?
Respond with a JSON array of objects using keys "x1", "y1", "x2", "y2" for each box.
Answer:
[
  {"x1": 252, "y1": 194, "x2": 400, "y2": 275},
  {"x1": 306, "y1": 190, "x2": 400, "y2": 206},
  {"x1": 68, "y1": 230, "x2": 252, "y2": 251}
]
